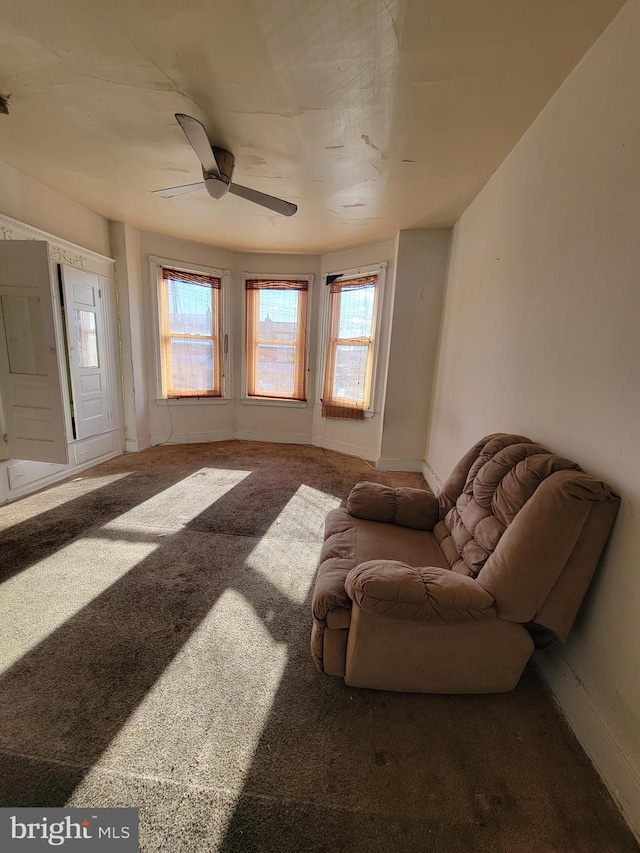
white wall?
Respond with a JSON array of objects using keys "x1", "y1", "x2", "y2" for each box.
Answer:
[
  {"x1": 425, "y1": 0, "x2": 640, "y2": 836},
  {"x1": 0, "y1": 162, "x2": 109, "y2": 258},
  {"x1": 110, "y1": 222, "x2": 150, "y2": 451},
  {"x1": 379, "y1": 229, "x2": 450, "y2": 471}
]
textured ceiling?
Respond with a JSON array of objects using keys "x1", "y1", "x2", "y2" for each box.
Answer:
[{"x1": 0, "y1": 0, "x2": 626, "y2": 253}]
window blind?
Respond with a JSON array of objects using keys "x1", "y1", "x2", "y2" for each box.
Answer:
[
  {"x1": 159, "y1": 268, "x2": 222, "y2": 398},
  {"x1": 245, "y1": 279, "x2": 308, "y2": 401},
  {"x1": 322, "y1": 274, "x2": 378, "y2": 419}
]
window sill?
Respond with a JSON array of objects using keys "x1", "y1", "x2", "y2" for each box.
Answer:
[
  {"x1": 241, "y1": 397, "x2": 308, "y2": 409},
  {"x1": 156, "y1": 397, "x2": 232, "y2": 406}
]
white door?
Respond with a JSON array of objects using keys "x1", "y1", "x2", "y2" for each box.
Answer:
[
  {"x1": 60, "y1": 265, "x2": 110, "y2": 440},
  {"x1": 0, "y1": 241, "x2": 69, "y2": 464}
]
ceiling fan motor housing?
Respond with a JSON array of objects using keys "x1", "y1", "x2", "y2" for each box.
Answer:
[
  {"x1": 204, "y1": 175, "x2": 229, "y2": 199},
  {"x1": 204, "y1": 145, "x2": 234, "y2": 199}
]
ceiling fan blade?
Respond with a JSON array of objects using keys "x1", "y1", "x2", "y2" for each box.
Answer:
[
  {"x1": 152, "y1": 182, "x2": 205, "y2": 198},
  {"x1": 229, "y1": 183, "x2": 297, "y2": 216},
  {"x1": 175, "y1": 114, "x2": 219, "y2": 176}
]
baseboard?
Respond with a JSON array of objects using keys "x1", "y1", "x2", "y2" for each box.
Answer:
[
  {"x1": 422, "y1": 459, "x2": 443, "y2": 493},
  {"x1": 376, "y1": 456, "x2": 424, "y2": 473},
  {"x1": 148, "y1": 428, "x2": 381, "y2": 462},
  {"x1": 0, "y1": 449, "x2": 122, "y2": 505},
  {"x1": 235, "y1": 429, "x2": 311, "y2": 446},
  {"x1": 535, "y1": 649, "x2": 640, "y2": 843},
  {"x1": 150, "y1": 429, "x2": 236, "y2": 446},
  {"x1": 125, "y1": 438, "x2": 152, "y2": 453},
  {"x1": 311, "y1": 435, "x2": 378, "y2": 463}
]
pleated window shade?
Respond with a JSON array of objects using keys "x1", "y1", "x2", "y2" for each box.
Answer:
[
  {"x1": 159, "y1": 268, "x2": 222, "y2": 398},
  {"x1": 245, "y1": 279, "x2": 308, "y2": 400},
  {"x1": 322, "y1": 274, "x2": 378, "y2": 419}
]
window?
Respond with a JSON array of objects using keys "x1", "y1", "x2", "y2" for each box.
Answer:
[
  {"x1": 245, "y1": 277, "x2": 310, "y2": 401},
  {"x1": 321, "y1": 269, "x2": 382, "y2": 419},
  {"x1": 157, "y1": 265, "x2": 224, "y2": 399}
]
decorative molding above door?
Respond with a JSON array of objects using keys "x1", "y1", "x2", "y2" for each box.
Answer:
[{"x1": 0, "y1": 213, "x2": 114, "y2": 275}]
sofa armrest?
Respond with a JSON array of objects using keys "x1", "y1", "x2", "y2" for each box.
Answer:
[
  {"x1": 347, "y1": 482, "x2": 439, "y2": 530},
  {"x1": 345, "y1": 560, "x2": 496, "y2": 623}
]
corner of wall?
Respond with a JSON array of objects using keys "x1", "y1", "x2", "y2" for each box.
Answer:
[{"x1": 421, "y1": 459, "x2": 443, "y2": 494}]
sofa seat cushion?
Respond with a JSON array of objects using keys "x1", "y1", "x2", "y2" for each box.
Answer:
[
  {"x1": 323, "y1": 507, "x2": 450, "y2": 568},
  {"x1": 312, "y1": 507, "x2": 450, "y2": 671}
]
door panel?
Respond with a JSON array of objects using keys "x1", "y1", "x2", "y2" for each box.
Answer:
[
  {"x1": 0, "y1": 241, "x2": 68, "y2": 464},
  {"x1": 60, "y1": 265, "x2": 110, "y2": 440}
]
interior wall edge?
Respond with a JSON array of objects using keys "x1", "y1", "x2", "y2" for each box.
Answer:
[
  {"x1": 421, "y1": 460, "x2": 443, "y2": 494},
  {"x1": 375, "y1": 456, "x2": 424, "y2": 473},
  {"x1": 311, "y1": 435, "x2": 378, "y2": 464}
]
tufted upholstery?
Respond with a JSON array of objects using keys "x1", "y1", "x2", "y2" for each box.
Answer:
[
  {"x1": 311, "y1": 433, "x2": 620, "y2": 693},
  {"x1": 433, "y1": 435, "x2": 580, "y2": 577}
]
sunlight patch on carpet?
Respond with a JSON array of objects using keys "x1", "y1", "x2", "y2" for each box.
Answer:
[
  {"x1": 0, "y1": 473, "x2": 130, "y2": 533},
  {"x1": 102, "y1": 468, "x2": 251, "y2": 531},
  {"x1": 258, "y1": 484, "x2": 341, "y2": 541},
  {"x1": 244, "y1": 485, "x2": 340, "y2": 601},
  {"x1": 0, "y1": 536, "x2": 159, "y2": 674},
  {"x1": 95, "y1": 589, "x2": 287, "y2": 804},
  {"x1": 246, "y1": 537, "x2": 326, "y2": 604}
]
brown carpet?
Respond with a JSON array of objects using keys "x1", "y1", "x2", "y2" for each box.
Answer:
[{"x1": 0, "y1": 441, "x2": 636, "y2": 852}]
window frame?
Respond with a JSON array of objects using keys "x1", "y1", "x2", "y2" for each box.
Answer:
[
  {"x1": 150, "y1": 256, "x2": 231, "y2": 403},
  {"x1": 241, "y1": 272, "x2": 313, "y2": 407},
  {"x1": 317, "y1": 262, "x2": 387, "y2": 418}
]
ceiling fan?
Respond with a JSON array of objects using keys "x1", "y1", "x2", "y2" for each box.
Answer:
[{"x1": 153, "y1": 114, "x2": 297, "y2": 217}]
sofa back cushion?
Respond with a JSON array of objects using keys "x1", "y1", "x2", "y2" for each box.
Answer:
[
  {"x1": 434, "y1": 435, "x2": 580, "y2": 577},
  {"x1": 433, "y1": 434, "x2": 619, "y2": 639}
]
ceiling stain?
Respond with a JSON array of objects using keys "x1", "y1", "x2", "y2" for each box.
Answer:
[
  {"x1": 230, "y1": 106, "x2": 324, "y2": 118},
  {"x1": 361, "y1": 134, "x2": 388, "y2": 159},
  {"x1": 236, "y1": 155, "x2": 267, "y2": 167},
  {"x1": 361, "y1": 134, "x2": 380, "y2": 152}
]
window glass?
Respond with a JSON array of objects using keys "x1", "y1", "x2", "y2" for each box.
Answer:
[
  {"x1": 332, "y1": 344, "x2": 369, "y2": 405},
  {"x1": 245, "y1": 279, "x2": 308, "y2": 401},
  {"x1": 321, "y1": 273, "x2": 379, "y2": 418},
  {"x1": 74, "y1": 310, "x2": 99, "y2": 368},
  {"x1": 337, "y1": 287, "x2": 375, "y2": 339},
  {"x1": 158, "y1": 268, "x2": 222, "y2": 398}
]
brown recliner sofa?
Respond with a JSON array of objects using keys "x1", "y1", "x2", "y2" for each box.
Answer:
[{"x1": 311, "y1": 433, "x2": 619, "y2": 693}]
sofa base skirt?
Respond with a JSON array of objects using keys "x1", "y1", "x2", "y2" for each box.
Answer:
[{"x1": 344, "y1": 604, "x2": 535, "y2": 693}]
